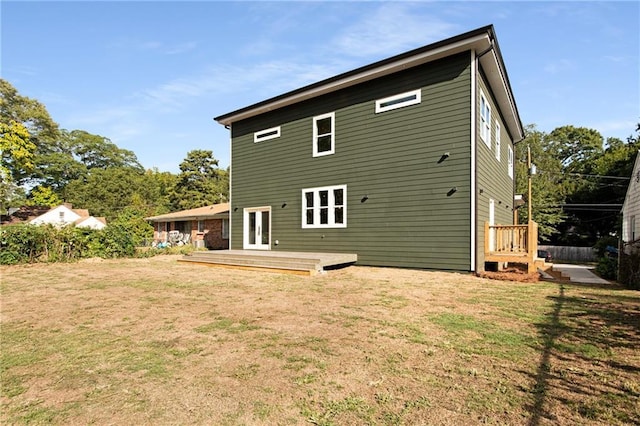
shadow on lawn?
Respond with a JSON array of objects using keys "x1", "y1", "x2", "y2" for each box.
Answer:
[{"x1": 526, "y1": 283, "x2": 640, "y2": 426}]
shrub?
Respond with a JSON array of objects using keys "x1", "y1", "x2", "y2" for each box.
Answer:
[{"x1": 595, "y1": 256, "x2": 617, "y2": 280}]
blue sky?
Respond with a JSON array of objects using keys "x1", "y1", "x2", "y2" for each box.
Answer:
[{"x1": 2, "y1": 1, "x2": 639, "y2": 172}]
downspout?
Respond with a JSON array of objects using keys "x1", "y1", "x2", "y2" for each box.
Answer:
[
  {"x1": 226, "y1": 124, "x2": 233, "y2": 248},
  {"x1": 470, "y1": 49, "x2": 477, "y2": 272}
]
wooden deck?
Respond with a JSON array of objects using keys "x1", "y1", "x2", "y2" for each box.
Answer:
[{"x1": 179, "y1": 250, "x2": 358, "y2": 276}]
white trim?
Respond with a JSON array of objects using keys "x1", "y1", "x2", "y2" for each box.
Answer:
[
  {"x1": 495, "y1": 121, "x2": 501, "y2": 161},
  {"x1": 375, "y1": 89, "x2": 421, "y2": 113},
  {"x1": 508, "y1": 145, "x2": 514, "y2": 179},
  {"x1": 254, "y1": 126, "x2": 281, "y2": 143},
  {"x1": 301, "y1": 184, "x2": 347, "y2": 228},
  {"x1": 312, "y1": 112, "x2": 335, "y2": 157},
  {"x1": 480, "y1": 89, "x2": 491, "y2": 148},
  {"x1": 228, "y1": 124, "x2": 233, "y2": 248},
  {"x1": 470, "y1": 50, "x2": 477, "y2": 272},
  {"x1": 243, "y1": 206, "x2": 271, "y2": 250}
]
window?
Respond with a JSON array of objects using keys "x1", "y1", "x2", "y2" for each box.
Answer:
[
  {"x1": 480, "y1": 90, "x2": 491, "y2": 147},
  {"x1": 222, "y1": 219, "x2": 229, "y2": 239},
  {"x1": 254, "y1": 126, "x2": 281, "y2": 143},
  {"x1": 157, "y1": 222, "x2": 167, "y2": 233},
  {"x1": 312, "y1": 112, "x2": 335, "y2": 157},
  {"x1": 197, "y1": 220, "x2": 204, "y2": 232},
  {"x1": 302, "y1": 184, "x2": 346, "y2": 228},
  {"x1": 495, "y1": 121, "x2": 501, "y2": 161},
  {"x1": 375, "y1": 89, "x2": 421, "y2": 113},
  {"x1": 508, "y1": 145, "x2": 514, "y2": 179}
]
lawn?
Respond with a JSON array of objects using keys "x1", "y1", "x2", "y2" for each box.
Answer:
[{"x1": 1, "y1": 255, "x2": 638, "y2": 425}]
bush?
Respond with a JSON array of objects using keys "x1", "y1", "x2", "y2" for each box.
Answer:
[
  {"x1": 1, "y1": 223, "x2": 140, "y2": 265},
  {"x1": 595, "y1": 256, "x2": 617, "y2": 280}
]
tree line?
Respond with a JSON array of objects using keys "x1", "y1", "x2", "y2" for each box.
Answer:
[
  {"x1": 516, "y1": 123, "x2": 639, "y2": 247},
  {"x1": 0, "y1": 79, "x2": 228, "y2": 222}
]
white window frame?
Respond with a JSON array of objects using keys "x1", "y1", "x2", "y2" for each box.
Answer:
[
  {"x1": 375, "y1": 89, "x2": 421, "y2": 113},
  {"x1": 302, "y1": 184, "x2": 347, "y2": 229},
  {"x1": 508, "y1": 145, "x2": 514, "y2": 179},
  {"x1": 495, "y1": 121, "x2": 501, "y2": 161},
  {"x1": 254, "y1": 126, "x2": 281, "y2": 143},
  {"x1": 312, "y1": 112, "x2": 335, "y2": 157},
  {"x1": 480, "y1": 90, "x2": 491, "y2": 148}
]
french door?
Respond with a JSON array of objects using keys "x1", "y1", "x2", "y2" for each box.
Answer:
[{"x1": 243, "y1": 207, "x2": 271, "y2": 250}]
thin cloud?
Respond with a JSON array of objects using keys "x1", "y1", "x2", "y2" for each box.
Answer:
[
  {"x1": 109, "y1": 38, "x2": 197, "y2": 55},
  {"x1": 543, "y1": 59, "x2": 574, "y2": 74},
  {"x1": 331, "y1": 3, "x2": 457, "y2": 59}
]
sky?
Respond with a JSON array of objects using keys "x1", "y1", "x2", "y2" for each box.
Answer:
[{"x1": 2, "y1": 1, "x2": 639, "y2": 173}]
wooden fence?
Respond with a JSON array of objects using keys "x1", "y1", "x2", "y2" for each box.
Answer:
[{"x1": 538, "y1": 245, "x2": 597, "y2": 263}]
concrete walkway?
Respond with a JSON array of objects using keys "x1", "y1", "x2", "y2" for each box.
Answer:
[{"x1": 552, "y1": 263, "x2": 610, "y2": 284}]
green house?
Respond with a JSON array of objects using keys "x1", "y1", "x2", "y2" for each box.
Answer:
[{"x1": 214, "y1": 25, "x2": 525, "y2": 272}]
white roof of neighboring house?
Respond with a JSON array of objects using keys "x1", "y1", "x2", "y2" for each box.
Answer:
[
  {"x1": 29, "y1": 204, "x2": 107, "y2": 229},
  {"x1": 146, "y1": 203, "x2": 229, "y2": 222}
]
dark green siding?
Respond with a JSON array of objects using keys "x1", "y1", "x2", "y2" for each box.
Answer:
[
  {"x1": 231, "y1": 52, "x2": 473, "y2": 270},
  {"x1": 475, "y1": 69, "x2": 516, "y2": 270}
]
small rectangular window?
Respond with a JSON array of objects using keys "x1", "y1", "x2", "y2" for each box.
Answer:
[
  {"x1": 375, "y1": 89, "x2": 421, "y2": 113},
  {"x1": 312, "y1": 112, "x2": 335, "y2": 157},
  {"x1": 197, "y1": 220, "x2": 204, "y2": 232},
  {"x1": 302, "y1": 184, "x2": 347, "y2": 228},
  {"x1": 254, "y1": 126, "x2": 281, "y2": 143},
  {"x1": 495, "y1": 121, "x2": 501, "y2": 161},
  {"x1": 480, "y1": 90, "x2": 491, "y2": 148}
]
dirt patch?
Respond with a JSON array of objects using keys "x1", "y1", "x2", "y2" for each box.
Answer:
[{"x1": 1, "y1": 257, "x2": 638, "y2": 425}]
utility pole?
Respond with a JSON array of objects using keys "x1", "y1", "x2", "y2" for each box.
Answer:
[{"x1": 527, "y1": 145, "x2": 532, "y2": 222}]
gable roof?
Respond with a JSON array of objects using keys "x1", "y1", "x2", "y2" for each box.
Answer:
[
  {"x1": 214, "y1": 25, "x2": 524, "y2": 141},
  {"x1": 145, "y1": 203, "x2": 229, "y2": 222}
]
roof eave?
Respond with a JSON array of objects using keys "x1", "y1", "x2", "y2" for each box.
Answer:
[{"x1": 215, "y1": 28, "x2": 491, "y2": 125}]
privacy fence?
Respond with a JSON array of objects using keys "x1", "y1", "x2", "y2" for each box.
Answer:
[{"x1": 538, "y1": 245, "x2": 597, "y2": 263}]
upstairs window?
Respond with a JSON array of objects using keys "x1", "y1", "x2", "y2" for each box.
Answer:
[
  {"x1": 312, "y1": 112, "x2": 335, "y2": 157},
  {"x1": 480, "y1": 91, "x2": 491, "y2": 147},
  {"x1": 508, "y1": 145, "x2": 514, "y2": 179},
  {"x1": 495, "y1": 121, "x2": 501, "y2": 161},
  {"x1": 302, "y1": 184, "x2": 346, "y2": 228},
  {"x1": 375, "y1": 89, "x2": 421, "y2": 113},
  {"x1": 254, "y1": 126, "x2": 281, "y2": 143}
]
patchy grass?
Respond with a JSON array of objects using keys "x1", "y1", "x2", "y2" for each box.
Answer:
[{"x1": 1, "y1": 255, "x2": 638, "y2": 425}]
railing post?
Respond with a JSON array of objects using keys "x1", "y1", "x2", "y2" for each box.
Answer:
[{"x1": 485, "y1": 222, "x2": 490, "y2": 255}]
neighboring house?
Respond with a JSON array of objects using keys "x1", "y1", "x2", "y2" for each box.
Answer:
[
  {"x1": 214, "y1": 25, "x2": 524, "y2": 272},
  {"x1": 146, "y1": 203, "x2": 230, "y2": 250},
  {"x1": 29, "y1": 203, "x2": 107, "y2": 230},
  {"x1": 622, "y1": 151, "x2": 640, "y2": 246}
]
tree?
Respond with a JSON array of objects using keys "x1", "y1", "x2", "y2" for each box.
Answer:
[
  {"x1": 170, "y1": 150, "x2": 228, "y2": 210},
  {"x1": 515, "y1": 125, "x2": 566, "y2": 241},
  {"x1": 0, "y1": 79, "x2": 60, "y2": 185},
  {"x1": 28, "y1": 185, "x2": 62, "y2": 207}
]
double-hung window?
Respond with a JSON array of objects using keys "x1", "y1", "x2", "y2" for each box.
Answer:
[
  {"x1": 508, "y1": 145, "x2": 514, "y2": 179},
  {"x1": 302, "y1": 184, "x2": 346, "y2": 228},
  {"x1": 480, "y1": 91, "x2": 491, "y2": 147},
  {"x1": 312, "y1": 112, "x2": 335, "y2": 157},
  {"x1": 495, "y1": 121, "x2": 501, "y2": 161}
]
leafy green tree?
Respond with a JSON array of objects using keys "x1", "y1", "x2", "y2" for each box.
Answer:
[
  {"x1": 515, "y1": 125, "x2": 566, "y2": 241},
  {"x1": 28, "y1": 185, "x2": 62, "y2": 207},
  {"x1": 110, "y1": 207, "x2": 154, "y2": 246},
  {"x1": 64, "y1": 167, "x2": 147, "y2": 220},
  {"x1": 170, "y1": 150, "x2": 228, "y2": 210},
  {"x1": 0, "y1": 79, "x2": 60, "y2": 185}
]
